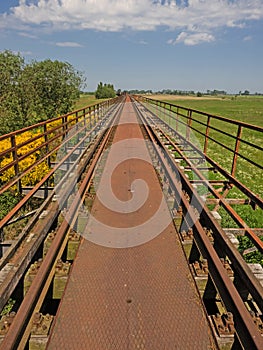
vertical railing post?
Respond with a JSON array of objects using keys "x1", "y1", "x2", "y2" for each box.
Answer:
[
  {"x1": 11, "y1": 135, "x2": 22, "y2": 194},
  {"x1": 186, "y1": 109, "x2": 192, "y2": 140},
  {"x1": 176, "y1": 107, "x2": 179, "y2": 132},
  {"x1": 86, "y1": 107, "x2": 90, "y2": 130},
  {"x1": 95, "y1": 104, "x2": 98, "y2": 123},
  {"x1": 231, "y1": 125, "x2": 242, "y2": 177},
  {"x1": 94, "y1": 105, "x2": 96, "y2": 127},
  {"x1": 62, "y1": 115, "x2": 68, "y2": 138},
  {"x1": 204, "y1": 115, "x2": 211, "y2": 155},
  {"x1": 83, "y1": 108, "x2": 87, "y2": 128},
  {"x1": 75, "y1": 111, "x2": 80, "y2": 143},
  {"x1": 164, "y1": 103, "x2": 167, "y2": 122},
  {"x1": 43, "y1": 124, "x2": 51, "y2": 168},
  {"x1": 43, "y1": 123, "x2": 50, "y2": 198}
]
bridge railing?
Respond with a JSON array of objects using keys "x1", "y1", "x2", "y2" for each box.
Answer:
[
  {"x1": 0, "y1": 96, "x2": 122, "y2": 230},
  {"x1": 134, "y1": 95, "x2": 263, "y2": 206}
]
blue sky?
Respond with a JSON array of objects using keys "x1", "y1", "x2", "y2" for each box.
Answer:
[{"x1": 0, "y1": 0, "x2": 263, "y2": 93}]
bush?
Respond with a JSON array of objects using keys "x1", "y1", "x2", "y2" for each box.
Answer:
[
  {"x1": 95, "y1": 82, "x2": 115, "y2": 99},
  {"x1": 0, "y1": 131, "x2": 50, "y2": 187}
]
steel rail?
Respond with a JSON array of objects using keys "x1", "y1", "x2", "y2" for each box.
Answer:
[
  {"x1": 0, "y1": 99, "x2": 125, "y2": 312},
  {"x1": 135, "y1": 96, "x2": 263, "y2": 210},
  {"x1": 0, "y1": 99, "x2": 125, "y2": 350},
  {"x1": 142, "y1": 95, "x2": 263, "y2": 132},
  {"x1": 0, "y1": 100, "x2": 122, "y2": 230},
  {"x1": 147, "y1": 108, "x2": 263, "y2": 250},
  {"x1": 0, "y1": 97, "x2": 120, "y2": 142},
  {"x1": 133, "y1": 98, "x2": 263, "y2": 309},
  {"x1": 132, "y1": 98, "x2": 263, "y2": 350},
  {"x1": 0, "y1": 97, "x2": 122, "y2": 196},
  {"x1": 148, "y1": 120, "x2": 263, "y2": 252}
]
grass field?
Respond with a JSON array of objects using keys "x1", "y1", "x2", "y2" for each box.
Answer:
[
  {"x1": 150, "y1": 94, "x2": 263, "y2": 127},
  {"x1": 74, "y1": 94, "x2": 107, "y2": 110}
]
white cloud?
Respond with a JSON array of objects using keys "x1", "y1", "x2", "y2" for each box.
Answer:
[
  {"x1": 138, "y1": 40, "x2": 148, "y2": 45},
  {"x1": 55, "y1": 41, "x2": 83, "y2": 47},
  {"x1": 169, "y1": 31, "x2": 215, "y2": 45},
  {"x1": 18, "y1": 32, "x2": 37, "y2": 39},
  {"x1": 243, "y1": 35, "x2": 252, "y2": 41},
  {"x1": 1, "y1": 0, "x2": 263, "y2": 45}
]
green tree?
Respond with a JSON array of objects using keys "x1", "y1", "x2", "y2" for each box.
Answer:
[
  {"x1": 0, "y1": 51, "x2": 86, "y2": 134},
  {"x1": 0, "y1": 50, "x2": 25, "y2": 133},
  {"x1": 95, "y1": 82, "x2": 115, "y2": 99},
  {"x1": 24, "y1": 59, "x2": 84, "y2": 119}
]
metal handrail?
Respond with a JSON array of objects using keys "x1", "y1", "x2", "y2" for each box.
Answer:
[{"x1": 134, "y1": 95, "x2": 263, "y2": 199}]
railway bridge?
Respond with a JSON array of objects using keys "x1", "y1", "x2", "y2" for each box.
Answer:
[{"x1": 0, "y1": 95, "x2": 262, "y2": 349}]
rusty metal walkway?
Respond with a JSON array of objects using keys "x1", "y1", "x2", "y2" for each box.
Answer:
[{"x1": 47, "y1": 100, "x2": 217, "y2": 349}]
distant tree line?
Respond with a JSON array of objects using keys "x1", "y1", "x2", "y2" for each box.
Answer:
[
  {"x1": 0, "y1": 50, "x2": 85, "y2": 135},
  {"x1": 124, "y1": 89, "x2": 262, "y2": 96},
  {"x1": 129, "y1": 89, "x2": 228, "y2": 96}
]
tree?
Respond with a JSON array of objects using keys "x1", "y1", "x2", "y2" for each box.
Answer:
[
  {"x1": 0, "y1": 50, "x2": 24, "y2": 97},
  {"x1": 95, "y1": 82, "x2": 115, "y2": 99},
  {"x1": 242, "y1": 90, "x2": 250, "y2": 96},
  {"x1": 0, "y1": 51, "x2": 86, "y2": 134},
  {"x1": 0, "y1": 51, "x2": 26, "y2": 133},
  {"x1": 24, "y1": 59, "x2": 84, "y2": 119}
]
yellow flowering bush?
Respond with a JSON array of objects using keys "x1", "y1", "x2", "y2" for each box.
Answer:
[
  {"x1": 0, "y1": 130, "x2": 50, "y2": 186},
  {"x1": 0, "y1": 113, "x2": 86, "y2": 187}
]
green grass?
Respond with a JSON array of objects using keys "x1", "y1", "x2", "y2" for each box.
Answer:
[
  {"x1": 74, "y1": 94, "x2": 108, "y2": 110},
  {"x1": 163, "y1": 95, "x2": 263, "y2": 127}
]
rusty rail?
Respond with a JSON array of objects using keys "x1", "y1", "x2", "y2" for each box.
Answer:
[
  {"x1": 132, "y1": 97, "x2": 263, "y2": 349},
  {"x1": 0, "y1": 98, "x2": 124, "y2": 350},
  {"x1": 134, "y1": 95, "x2": 263, "y2": 203},
  {"x1": 0, "y1": 97, "x2": 121, "y2": 195},
  {"x1": 0, "y1": 95, "x2": 262, "y2": 349},
  {"x1": 0, "y1": 97, "x2": 123, "y2": 232}
]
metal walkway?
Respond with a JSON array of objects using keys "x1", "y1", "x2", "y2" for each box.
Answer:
[{"x1": 47, "y1": 101, "x2": 217, "y2": 349}]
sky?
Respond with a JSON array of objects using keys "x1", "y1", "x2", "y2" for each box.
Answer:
[{"x1": 0, "y1": 0, "x2": 263, "y2": 93}]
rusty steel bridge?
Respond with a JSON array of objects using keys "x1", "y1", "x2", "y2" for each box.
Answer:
[{"x1": 0, "y1": 95, "x2": 262, "y2": 349}]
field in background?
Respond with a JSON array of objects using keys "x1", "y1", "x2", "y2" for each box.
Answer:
[
  {"x1": 74, "y1": 94, "x2": 106, "y2": 110},
  {"x1": 76, "y1": 94, "x2": 263, "y2": 127},
  {"x1": 150, "y1": 95, "x2": 263, "y2": 127}
]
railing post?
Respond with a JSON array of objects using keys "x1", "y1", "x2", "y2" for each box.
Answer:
[
  {"x1": 89, "y1": 107, "x2": 92, "y2": 129},
  {"x1": 11, "y1": 135, "x2": 22, "y2": 194},
  {"x1": 231, "y1": 125, "x2": 242, "y2": 177},
  {"x1": 62, "y1": 116, "x2": 68, "y2": 138},
  {"x1": 43, "y1": 124, "x2": 51, "y2": 169},
  {"x1": 204, "y1": 116, "x2": 211, "y2": 155},
  {"x1": 75, "y1": 111, "x2": 80, "y2": 143},
  {"x1": 176, "y1": 107, "x2": 179, "y2": 132},
  {"x1": 83, "y1": 108, "x2": 87, "y2": 128},
  {"x1": 169, "y1": 104, "x2": 172, "y2": 126},
  {"x1": 162, "y1": 102, "x2": 165, "y2": 121},
  {"x1": 186, "y1": 110, "x2": 192, "y2": 140}
]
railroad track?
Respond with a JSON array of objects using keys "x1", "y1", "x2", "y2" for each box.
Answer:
[{"x1": 0, "y1": 95, "x2": 262, "y2": 349}]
